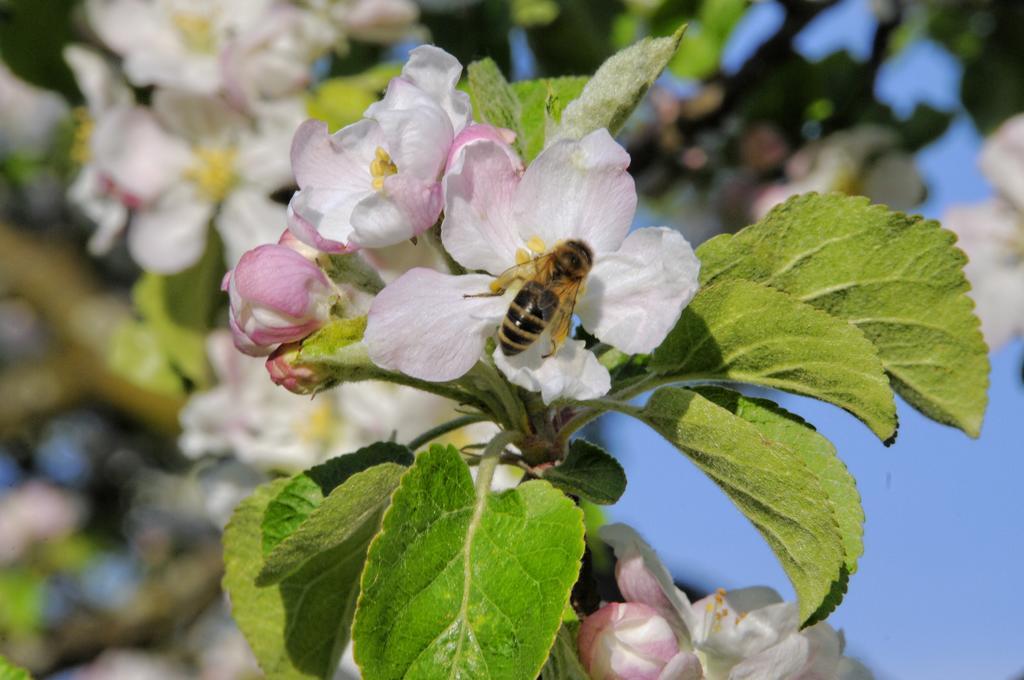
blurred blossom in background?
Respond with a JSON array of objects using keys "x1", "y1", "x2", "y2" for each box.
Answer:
[{"x1": 0, "y1": 0, "x2": 1023, "y2": 678}]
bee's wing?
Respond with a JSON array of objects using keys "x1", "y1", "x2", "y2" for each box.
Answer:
[
  {"x1": 490, "y1": 251, "x2": 556, "y2": 293},
  {"x1": 545, "y1": 279, "x2": 585, "y2": 357}
]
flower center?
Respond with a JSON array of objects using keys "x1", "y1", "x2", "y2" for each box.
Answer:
[
  {"x1": 370, "y1": 147, "x2": 397, "y2": 191},
  {"x1": 185, "y1": 146, "x2": 238, "y2": 203},
  {"x1": 173, "y1": 12, "x2": 217, "y2": 53},
  {"x1": 296, "y1": 400, "x2": 335, "y2": 445},
  {"x1": 70, "y1": 107, "x2": 93, "y2": 165}
]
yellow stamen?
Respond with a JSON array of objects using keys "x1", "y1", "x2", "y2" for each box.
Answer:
[
  {"x1": 185, "y1": 146, "x2": 238, "y2": 203},
  {"x1": 297, "y1": 400, "x2": 334, "y2": 444},
  {"x1": 369, "y1": 146, "x2": 397, "y2": 191},
  {"x1": 526, "y1": 235, "x2": 547, "y2": 253},
  {"x1": 515, "y1": 248, "x2": 531, "y2": 265},
  {"x1": 173, "y1": 12, "x2": 217, "y2": 53},
  {"x1": 70, "y1": 107, "x2": 93, "y2": 165}
]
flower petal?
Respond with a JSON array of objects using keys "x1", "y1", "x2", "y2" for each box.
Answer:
[
  {"x1": 442, "y1": 136, "x2": 524, "y2": 274},
  {"x1": 727, "y1": 631, "x2": 809, "y2": 680},
  {"x1": 350, "y1": 174, "x2": 442, "y2": 247},
  {"x1": 981, "y1": 113, "x2": 1024, "y2": 211},
  {"x1": 397, "y1": 44, "x2": 472, "y2": 133},
  {"x1": 365, "y1": 269, "x2": 505, "y2": 381},
  {"x1": 217, "y1": 188, "x2": 288, "y2": 268},
  {"x1": 91, "y1": 106, "x2": 192, "y2": 205},
  {"x1": 69, "y1": 166, "x2": 128, "y2": 255},
  {"x1": 127, "y1": 185, "x2": 214, "y2": 273},
  {"x1": 63, "y1": 45, "x2": 132, "y2": 113},
  {"x1": 492, "y1": 339, "x2": 610, "y2": 403},
  {"x1": 288, "y1": 187, "x2": 367, "y2": 253},
  {"x1": 370, "y1": 81, "x2": 452, "y2": 180},
  {"x1": 601, "y1": 523, "x2": 698, "y2": 639},
  {"x1": 513, "y1": 128, "x2": 636, "y2": 254},
  {"x1": 657, "y1": 652, "x2": 703, "y2": 680},
  {"x1": 577, "y1": 227, "x2": 700, "y2": 354},
  {"x1": 291, "y1": 118, "x2": 380, "y2": 192}
]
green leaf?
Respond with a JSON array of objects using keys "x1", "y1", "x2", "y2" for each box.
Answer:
[
  {"x1": 107, "y1": 321, "x2": 187, "y2": 397},
  {"x1": 258, "y1": 463, "x2": 407, "y2": 585},
  {"x1": 225, "y1": 478, "x2": 377, "y2": 679},
  {"x1": 620, "y1": 387, "x2": 845, "y2": 624},
  {"x1": 694, "y1": 386, "x2": 863, "y2": 624},
  {"x1": 0, "y1": 655, "x2": 31, "y2": 680},
  {"x1": 540, "y1": 624, "x2": 588, "y2": 680},
  {"x1": 261, "y1": 442, "x2": 413, "y2": 555},
  {"x1": 542, "y1": 439, "x2": 626, "y2": 505},
  {"x1": 129, "y1": 233, "x2": 224, "y2": 389},
  {"x1": 306, "y1": 64, "x2": 402, "y2": 132},
  {"x1": 468, "y1": 58, "x2": 522, "y2": 151},
  {"x1": 512, "y1": 0, "x2": 560, "y2": 26},
  {"x1": 322, "y1": 253, "x2": 385, "y2": 295},
  {"x1": 0, "y1": 569, "x2": 43, "y2": 636},
  {"x1": 650, "y1": 279, "x2": 897, "y2": 441},
  {"x1": 668, "y1": 0, "x2": 746, "y2": 79},
  {"x1": 353, "y1": 445, "x2": 585, "y2": 679},
  {"x1": 511, "y1": 76, "x2": 589, "y2": 161},
  {"x1": 0, "y1": 0, "x2": 78, "y2": 100},
  {"x1": 552, "y1": 26, "x2": 685, "y2": 141},
  {"x1": 697, "y1": 193, "x2": 990, "y2": 437}
]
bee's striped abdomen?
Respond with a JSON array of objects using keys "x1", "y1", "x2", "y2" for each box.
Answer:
[{"x1": 500, "y1": 282, "x2": 558, "y2": 356}]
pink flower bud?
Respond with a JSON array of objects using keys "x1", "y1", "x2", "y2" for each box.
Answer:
[
  {"x1": 445, "y1": 123, "x2": 522, "y2": 173},
  {"x1": 225, "y1": 244, "x2": 334, "y2": 356},
  {"x1": 265, "y1": 341, "x2": 325, "y2": 394},
  {"x1": 578, "y1": 602, "x2": 688, "y2": 680}
]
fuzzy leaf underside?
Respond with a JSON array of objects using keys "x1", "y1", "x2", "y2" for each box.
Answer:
[
  {"x1": 540, "y1": 624, "x2": 589, "y2": 680},
  {"x1": 626, "y1": 387, "x2": 845, "y2": 624},
  {"x1": 225, "y1": 479, "x2": 374, "y2": 679},
  {"x1": 696, "y1": 193, "x2": 989, "y2": 437},
  {"x1": 651, "y1": 278, "x2": 897, "y2": 441},
  {"x1": 693, "y1": 386, "x2": 864, "y2": 624},
  {"x1": 352, "y1": 445, "x2": 585, "y2": 679},
  {"x1": 261, "y1": 443, "x2": 413, "y2": 555},
  {"x1": 542, "y1": 439, "x2": 627, "y2": 505},
  {"x1": 258, "y1": 463, "x2": 407, "y2": 586},
  {"x1": 553, "y1": 27, "x2": 685, "y2": 141}
]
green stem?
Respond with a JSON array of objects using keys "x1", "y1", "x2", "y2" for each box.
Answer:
[
  {"x1": 475, "y1": 430, "x2": 523, "y2": 496},
  {"x1": 407, "y1": 414, "x2": 490, "y2": 451}
]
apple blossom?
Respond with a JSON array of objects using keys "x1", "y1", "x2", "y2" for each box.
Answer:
[
  {"x1": 86, "y1": 90, "x2": 298, "y2": 272},
  {"x1": 752, "y1": 125, "x2": 923, "y2": 219},
  {"x1": 365, "y1": 128, "x2": 700, "y2": 403},
  {"x1": 85, "y1": 0, "x2": 331, "y2": 102},
  {"x1": 943, "y1": 199, "x2": 1024, "y2": 350},
  {"x1": 979, "y1": 113, "x2": 1024, "y2": 212},
  {"x1": 578, "y1": 602, "x2": 703, "y2": 680},
  {"x1": 64, "y1": 45, "x2": 137, "y2": 255},
  {"x1": 180, "y1": 332, "x2": 498, "y2": 471},
  {"x1": 286, "y1": 45, "x2": 472, "y2": 252},
  {"x1": 0, "y1": 62, "x2": 68, "y2": 157},
  {"x1": 590, "y1": 524, "x2": 874, "y2": 680},
  {"x1": 224, "y1": 243, "x2": 335, "y2": 356}
]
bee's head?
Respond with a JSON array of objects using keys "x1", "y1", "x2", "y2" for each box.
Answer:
[{"x1": 557, "y1": 239, "x2": 594, "y2": 276}]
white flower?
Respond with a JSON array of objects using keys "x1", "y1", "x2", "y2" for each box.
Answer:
[
  {"x1": 943, "y1": 199, "x2": 1024, "y2": 350},
  {"x1": 88, "y1": 90, "x2": 299, "y2": 272},
  {"x1": 365, "y1": 129, "x2": 700, "y2": 403},
  {"x1": 753, "y1": 125, "x2": 923, "y2": 219},
  {"x1": 0, "y1": 61, "x2": 68, "y2": 157},
  {"x1": 180, "y1": 331, "x2": 495, "y2": 471},
  {"x1": 287, "y1": 45, "x2": 471, "y2": 252},
  {"x1": 595, "y1": 524, "x2": 874, "y2": 680},
  {"x1": 64, "y1": 45, "x2": 136, "y2": 255},
  {"x1": 85, "y1": 0, "x2": 332, "y2": 104},
  {"x1": 0, "y1": 481, "x2": 85, "y2": 565},
  {"x1": 980, "y1": 113, "x2": 1024, "y2": 213}
]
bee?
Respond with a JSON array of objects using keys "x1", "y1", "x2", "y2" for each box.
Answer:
[{"x1": 467, "y1": 239, "x2": 594, "y2": 357}]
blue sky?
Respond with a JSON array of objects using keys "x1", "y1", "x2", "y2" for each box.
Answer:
[{"x1": 607, "y1": 1, "x2": 1024, "y2": 678}]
